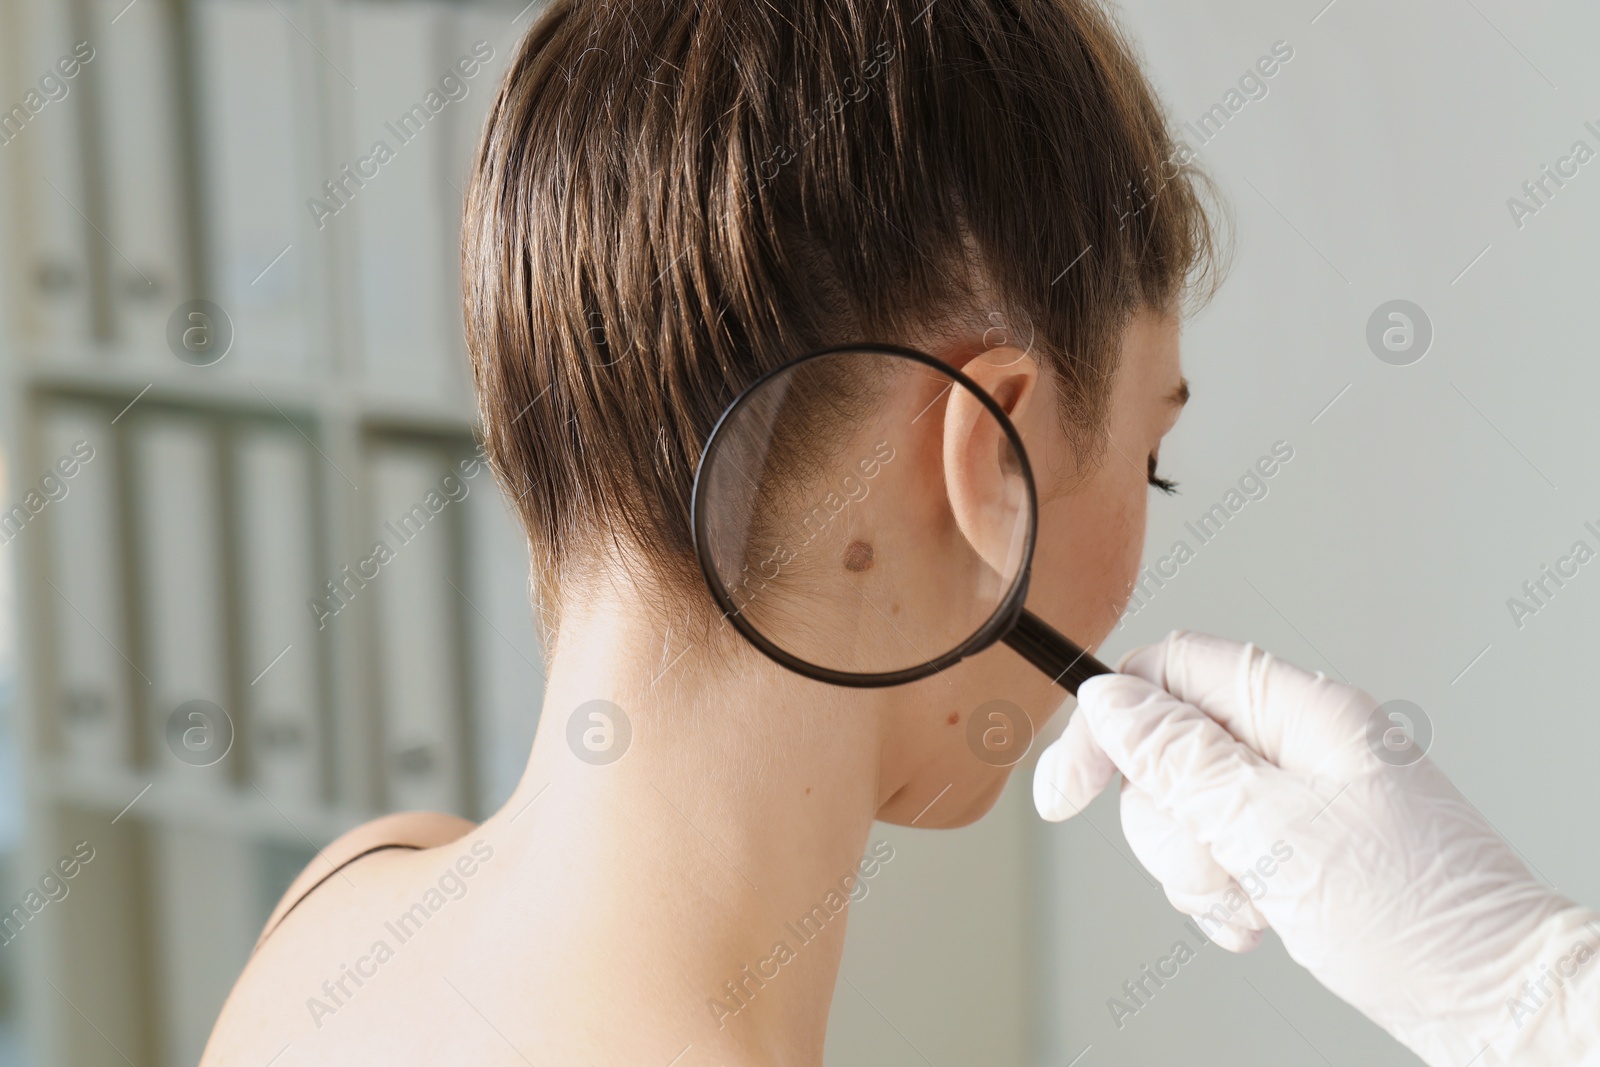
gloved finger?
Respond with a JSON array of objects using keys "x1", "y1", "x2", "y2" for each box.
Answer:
[
  {"x1": 1074, "y1": 671, "x2": 1281, "y2": 847},
  {"x1": 1033, "y1": 704, "x2": 1117, "y2": 822},
  {"x1": 1120, "y1": 783, "x2": 1268, "y2": 933},
  {"x1": 1121, "y1": 631, "x2": 1376, "y2": 778},
  {"x1": 1204, "y1": 920, "x2": 1264, "y2": 954}
]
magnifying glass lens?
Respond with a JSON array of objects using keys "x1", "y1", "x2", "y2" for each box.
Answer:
[{"x1": 695, "y1": 348, "x2": 1033, "y2": 682}]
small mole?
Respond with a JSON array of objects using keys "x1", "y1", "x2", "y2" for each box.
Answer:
[
  {"x1": 946, "y1": 711, "x2": 960, "y2": 726},
  {"x1": 805, "y1": 786, "x2": 812, "y2": 795},
  {"x1": 843, "y1": 539, "x2": 875, "y2": 573}
]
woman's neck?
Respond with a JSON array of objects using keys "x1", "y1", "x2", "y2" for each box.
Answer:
[{"x1": 483, "y1": 579, "x2": 899, "y2": 1065}]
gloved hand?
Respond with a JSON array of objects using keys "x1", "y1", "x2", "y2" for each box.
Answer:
[{"x1": 1033, "y1": 631, "x2": 1600, "y2": 1067}]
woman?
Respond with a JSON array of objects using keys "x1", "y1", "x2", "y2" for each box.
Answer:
[{"x1": 204, "y1": 0, "x2": 1203, "y2": 1061}]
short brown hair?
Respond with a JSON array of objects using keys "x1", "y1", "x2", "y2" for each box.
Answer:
[{"x1": 463, "y1": 0, "x2": 1218, "y2": 626}]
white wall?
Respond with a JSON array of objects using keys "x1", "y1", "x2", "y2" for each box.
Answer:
[{"x1": 1040, "y1": 0, "x2": 1600, "y2": 1063}]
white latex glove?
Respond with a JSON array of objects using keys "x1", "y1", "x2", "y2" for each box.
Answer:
[{"x1": 1034, "y1": 631, "x2": 1600, "y2": 1067}]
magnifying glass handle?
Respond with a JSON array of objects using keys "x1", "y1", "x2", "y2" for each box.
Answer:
[{"x1": 1003, "y1": 610, "x2": 1112, "y2": 695}]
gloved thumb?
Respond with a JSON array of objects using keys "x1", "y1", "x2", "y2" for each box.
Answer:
[
  {"x1": 1065, "y1": 671, "x2": 1282, "y2": 840},
  {"x1": 1033, "y1": 701, "x2": 1118, "y2": 821}
]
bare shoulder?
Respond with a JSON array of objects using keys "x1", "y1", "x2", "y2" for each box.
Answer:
[
  {"x1": 255, "y1": 811, "x2": 478, "y2": 950},
  {"x1": 198, "y1": 811, "x2": 479, "y2": 1066}
]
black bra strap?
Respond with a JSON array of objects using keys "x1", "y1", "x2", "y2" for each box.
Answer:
[{"x1": 257, "y1": 843, "x2": 422, "y2": 947}]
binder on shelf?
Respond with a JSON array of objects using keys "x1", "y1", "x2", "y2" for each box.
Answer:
[
  {"x1": 6, "y1": 3, "x2": 98, "y2": 349},
  {"x1": 234, "y1": 423, "x2": 323, "y2": 806},
  {"x1": 441, "y1": 5, "x2": 511, "y2": 193},
  {"x1": 461, "y1": 454, "x2": 544, "y2": 814},
  {"x1": 149, "y1": 824, "x2": 258, "y2": 1067},
  {"x1": 50, "y1": 807, "x2": 161, "y2": 1067},
  {"x1": 343, "y1": 2, "x2": 463, "y2": 406},
  {"x1": 442, "y1": 3, "x2": 520, "y2": 373},
  {"x1": 129, "y1": 414, "x2": 231, "y2": 784},
  {"x1": 368, "y1": 443, "x2": 468, "y2": 813},
  {"x1": 193, "y1": 0, "x2": 311, "y2": 376},
  {"x1": 88, "y1": 0, "x2": 192, "y2": 354},
  {"x1": 38, "y1": 404, "x2": 132, "y2": 774}
]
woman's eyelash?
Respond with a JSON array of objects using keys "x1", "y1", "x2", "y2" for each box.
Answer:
[{"x1": 1147, "y1": 454, "x2": 1179, "y2": 495}]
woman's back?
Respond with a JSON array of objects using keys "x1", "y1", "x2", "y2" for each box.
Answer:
[
  {"x1": 201, "y1": 813, "x2": 520, "y2": 1065},
  {"x1": 200, "y1": 779, "x2": 792, "y2": 1065}
]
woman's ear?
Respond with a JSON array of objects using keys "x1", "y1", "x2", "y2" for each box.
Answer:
[
  {"x1": 960, "y1": 346, "x2": 1040, "y2": 424},
  {"x1": 942, "y1": 346, "x2": 1037, "y2": 579}
]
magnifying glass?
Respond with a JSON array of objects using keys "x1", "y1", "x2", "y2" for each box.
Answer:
[{"x1": 690, "y1": 343, "x2": 1110, "y2": 693}]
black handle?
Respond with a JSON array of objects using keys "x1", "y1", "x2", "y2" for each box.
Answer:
[{"x1": 1001, "y1": 609, "x2": 1111, "y2": 694}]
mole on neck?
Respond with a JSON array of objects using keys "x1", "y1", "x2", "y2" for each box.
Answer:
[{"x1": 843, "y1": 540, "x2": 874, "y2": 573}]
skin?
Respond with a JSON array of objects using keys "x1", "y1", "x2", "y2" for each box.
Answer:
[{"x1": 201, "y1": 308, "x2": 1185, "y2": 1067}]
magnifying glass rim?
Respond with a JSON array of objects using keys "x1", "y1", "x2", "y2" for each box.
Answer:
[{"x1": 690, "y1": 342, "x2": 1040, "y2": 688}]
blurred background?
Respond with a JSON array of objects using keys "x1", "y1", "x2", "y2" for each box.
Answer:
[{"x1": 1, "y1": 0, "x2": 1598, "y2": 1064}]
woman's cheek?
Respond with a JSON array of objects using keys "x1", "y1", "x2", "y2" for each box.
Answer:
[
  {"x1": 1113, "y1": 492, "x2": 1148, "y2": 615},
  {"x1": 1091, "y1": 488, "x2": 1147, "y2": 647},
  {"x1": 1031, "y1": 474, "x2": 1145, "y2": 648}
]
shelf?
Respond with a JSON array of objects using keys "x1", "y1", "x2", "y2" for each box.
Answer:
[
  {"x1": 0, "y1": 1, "x2": 542, "y2": 1063},
  {"x1": 41, "y1": 760, "x2": 378, "y2": 845}
]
